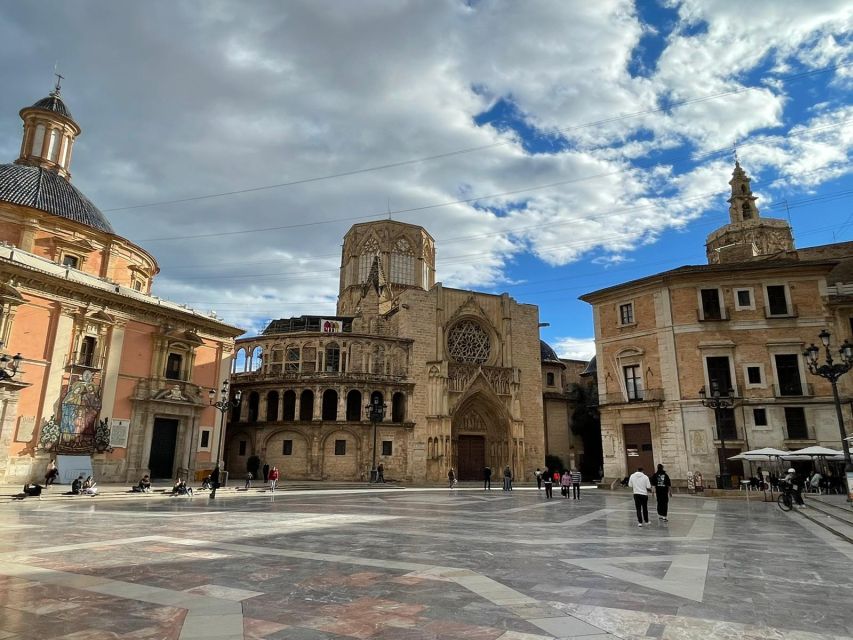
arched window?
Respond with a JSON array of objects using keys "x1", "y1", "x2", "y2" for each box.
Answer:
[
  {"x1": 346, "y1": 390, "x2": 362, "y2": 421},
  {"x1": 742, "y1": 202, "x2": 752, "y2": 219},
  {"x1": 285, "y1": 345, "x2": 300, "y2": 372},
  {"x1": 358, "y1": 237, "x2": 380, "y2": 282},
  {"x1": 47, "y1": 129, "x2": 60, "y2": 162},
  {"x1": 282, "y1": 390, "x2": 296, "y2": 421},
  {"x1": 250, "y1": 346, "x2": 263, "y2": 371},
  {"x1": 325, "y1": 342, "x2": 340, "y2": 372},
  {"x1": 233, "y1": 348, "x2": 247, "y2": 373},
  {"x1": 299, "y1": 389, "x2": 314, "y2": 421},
  {"x1": 392, "y1": 392, "x2": 406, "y2": 423},
  {"x1": 266, "y1": 391, "x2": 279, "y2": 421},
  {"x1": 302, "y1": 346, "x2": 316, "y2": 373},
  {"x1": 322, "y1": 389, "x2": 338, "y2": 421},
  {"x1": 546, "y1": 372, "x2": 554, "y2": 386},
  {"x1": 371, "y1": 346, "x2": 385, "y2": 375},
  {"x1": 31, "y1": 124, "x2": 45, "y2": 155},
  {"x1": 248, "y1": 392, "x2": 260, "y2": 423},
  {"x1": 390, "y1": 237, "x2": 415, "y2": 285}
]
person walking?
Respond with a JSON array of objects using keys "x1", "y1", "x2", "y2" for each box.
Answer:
[
  {"x1": 448, "y1": 468, "x2": 456, "y2": 488},
  {"x1": 262, "y1": 463, "x2": 270, "y2": 483},
  {"x1": 269, "y1": 466, "x2": 280, "y2": 492},
  {"x1": 534, "y1": 468, "x2": 542, "y2": 491},
  {"x1": 651, "y1": 464, "x2": 672, "y2": 521},
  {"x1": 44, "y1": 460, "x2": 59, "y2": 487},
  {"x1": 377, "y1": 463, "x2": 385, "y2": 483},
  {"x1": 503, "y1": 466, "x2": 513, "y2": 491},
  {"x1": 245, "y1": 471, "x2": 253, "y2": 490},
  {"x1": 628, "y1": 467, "x2": 651, "y2": 526},
  {"x1": 560, "y1": 470, "x2": 571, "y2": 498},
  {"x1": 542, "y1": 467, "x2": 553, "y2": 499},
  {"x1": 483, "y1": 466, "x2": 492, "y2": 490},
  {"x1": 571, "y1": 468, "x2": 582, "y2": 500},
  {"x1": 209, "y1": 465, "x2": 221, "y2": 499}
]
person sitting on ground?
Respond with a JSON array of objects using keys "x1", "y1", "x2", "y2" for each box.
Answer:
[
  {"x1": 71, "y1": 474, "x2": 84, "y2": 495},
  {"x1": 171, "y1": 477, "x2": 193, "y2": 496},
  {"x1": 82, "y1": 476, "x2": 98, "y2": 496},
  {"x1": 136, "y1": 475, "x2": 152, "y2": 493},
  {"x1": 13, "y1": 482, "x2": 44, "y2": 500}
]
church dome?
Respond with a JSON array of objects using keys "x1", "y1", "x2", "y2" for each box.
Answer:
[
  {"x1": 29, "y1": 94, "x2": 73, "y2": 119},
  {"x1": 0, "y1": 163, "x2": 114, "y2": 233},
  {"x1": 540, "y1": 340, "x2": 561, "y2": 363}
]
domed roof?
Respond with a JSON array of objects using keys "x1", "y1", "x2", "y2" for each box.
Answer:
[
  {"x1": 828, "y1": 259, "x2": 853, "y2": 285},
  {"x1": 581, "y1": 356, "x2": 597, "y2": 377},
  {"x1": 540, "y1": 340, "x2": 561, "y2": 363},
  {"x1": 0, "y1": 163, "x2": 114, "y2": 233},
  {"x1": 28, "y1": 94, "x2": 73, "y2": 119}
]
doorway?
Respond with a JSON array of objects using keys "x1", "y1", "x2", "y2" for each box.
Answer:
[
  {"x1": 457, "y1": 435, "x2": 485, "y2": 480},
  {"x1": 623, "y1": 423, "x2": 654, "y2": 475},
  {"x1": 149, "y1": 418, "x2": 179, "y2": 479}
]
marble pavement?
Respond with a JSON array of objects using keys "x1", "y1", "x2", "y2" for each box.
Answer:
[{"x1": 0, "y1": 487, "x2": 851, "y2": 639}]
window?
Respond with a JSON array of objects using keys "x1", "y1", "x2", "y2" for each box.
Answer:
[
  {"x1": 784, "y1": 407, "x2": 808, "y2": 439},
  {"x1": 285, "y1": 347, "x2": 300, "y2": 372},
  {"x1": 322, "y1": 389, "x2": 338, "y2": 421},
  {"x1": 346, "y1": 390, "x2": 362, "y2": 421},
  {"x1": 165, "y1": 353, "x2": 183, "y2": 380},
  {"x1": 358, "y1": 238, "x2": 380, "y2": 282},
  {"x1": 325, "y1": 343, "x2": 340, "y2": 372},
  {"x1": 392, "y1": 392, "x2": 406, "y2": 423},
  {"x1": 742, "y1": 202, "x2": 751, "y2": 219},
  {"x1": 248, "y1": 392, "x2": 260, "y2": 423},
  {"x1": 619, "y1": 302, "x2": 634, "y2": 325},
  {"x1": 753, "y1": 408, "x2": 767, "y2": 427},
  {"x1": 282, "y1": 390, "x2": 296, "y2": 421},
  {"x1": 700, "y1": 288, "x2": 723, "y2": 320},
  {"x1": 334, "y1": 439, "x2": 347, "y2": 455},
  {"x1": 47, "y1": 129, "x2": 60, "y2": 162},
  {"x1": 735, "y1": 288, "x2": 753, "y2": 310},
  {"x1": 31, "y1": 124, "x2": 45, "y2": 155},
  {"x1": 623, "y1": 364, "x2": 643, "y2": 401},
  {"x1": 132, "y1": 280, "x2": 143, "y2": 292},
  {"x1": 79, "y1": 336, "x2": 96, "y2": 367},
  {"x1": 775, "y1": 354, "x2": 803, "y2": 396},
  {"x1": 299, "y1": 389, "x2": 314, "y2": 421},
  {"x1": 706, "y1": 356, "x2": 733, "y2": 395},
  {"x1": 301, "y1": 347, "x2": 316, "y2": 373},
  {"x1": 382, "y1": 440, "x2": 393, "y2": 456},
  {"x1": 282, "y1": 440, "x2": 293, "y2": 456},
  {"x1": 747, "y1": 366, "x2": 762, "y2": 385},
  {"x1": 266, "y1": 391, "x2": 279, "y2": 421},
  {"x1": 238, "y1": 440, "x2": 247, "y2": 456},
  {"x1": 546, "y1": 372, "x2": 555, "y2": 386},
  {"x1": 766, "y1": 285, "x2": 789, "y2": 316},
  {"x1": 199, "y1": 430, "x2": 211, "y2": 448},
  {"x1": 390, "y1": 238, "x2": 415, "y2": 285},
  {"x1": 62, "y1": 254, "x2": 79, "y2": 268},
  {"x1": 716, "y1": 409, "x2": 737, "y2": 440}
]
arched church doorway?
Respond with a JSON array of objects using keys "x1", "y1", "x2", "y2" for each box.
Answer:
[{"x1": 451, "y1": 391, "x2": 511, "y2": 481}]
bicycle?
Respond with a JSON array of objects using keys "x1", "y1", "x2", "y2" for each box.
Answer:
[{"x1": 777, "y1": 482, "x2": 802, "y2": 512}]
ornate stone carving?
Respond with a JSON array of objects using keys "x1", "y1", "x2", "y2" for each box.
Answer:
[{"x1": 447, "y1": 320, "x2": 490, "y2": 365}]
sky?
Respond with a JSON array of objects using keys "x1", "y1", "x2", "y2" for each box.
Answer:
[{"x1": 0, "y1": 1, "x2": 851, "y2": 360}]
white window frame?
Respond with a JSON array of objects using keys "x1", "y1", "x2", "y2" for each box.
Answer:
[
  {"x1": 742, "y1": 363, "x2": 765, "y2": 389},
  {"x1": 198, "y1": 427, "x2": 213, "y2": 451},
  {"x1": 618, "y1": 300, "x2": 635, "y2": 327},
  {"x1": 764, "y1": 283, "x2": 793, "y2": 317},
  {"x1": 734, "y1": 287, "x2": 755, "y2": 311}
]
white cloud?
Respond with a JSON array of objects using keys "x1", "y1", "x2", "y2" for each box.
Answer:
[{"x1": 552, "y1": 337, "x2": 596, "y2": 362}]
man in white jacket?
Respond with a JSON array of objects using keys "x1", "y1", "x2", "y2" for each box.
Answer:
[{"x1": 628, "y1": 467, "x2": 652, "y2": 527}]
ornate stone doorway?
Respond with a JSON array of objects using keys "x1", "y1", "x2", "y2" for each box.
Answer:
[{"x1": 451, "y1": 384, "x2": 511, "y2": 481}]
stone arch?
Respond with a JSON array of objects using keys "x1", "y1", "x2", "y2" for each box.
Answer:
[
  {"x1": 266, "y1": 391, "x2": 279, "y2": 421},
  {"x1": 451, "y1": 374, "x2": 513, "y2": 481},
  {"x1": 299, "y1": 389, "x2": 314, "y2": 421},
  {"x1": 233, "y1": 348, "x2": 247, "y2": 373},
  {"x1": 263, "y1": 428, "x2": 310, "y2": 479},
  {"x1": 225, "y1": 429, "x2": 255, "y2": 472},
  {"x1": 392, "y1": 391, "x2": 406, "y2": 423},
  {"x1": 250, "y1": 346, "x2": 263, "y2": 371},
  {"x1": 282, "y1": 390, "x2": 296, "y2": 421},
  {"x1": 320, "y1": 427, "x2": 362, "y2": 480},
  {"x1": 247, "y1": 391, "x2": 260, "y2": 423},
  {"x1": 322, "y1": 389, "x2": 338, "y2": 421}
]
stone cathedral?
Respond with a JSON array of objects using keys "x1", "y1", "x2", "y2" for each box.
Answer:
[{"x1": 225, "y1": 220, "x2": 546, "y2": 483}]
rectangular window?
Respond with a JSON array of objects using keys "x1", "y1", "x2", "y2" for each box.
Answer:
[
  {"x1": 79, "y1": 336, "x2": 96, "y2": 367},
  {"x1": 736, "y1": 289, "x2": 751, "y2": 308},
  {"x1": 775, "y1": 354, "x2": 803, "y2": 396},
  {"x1": 747, "y1": 366, "x2": 762, "y2": 385},
  {"x1": 716, "y1": 408, "x2": 738, "y2": 440},
  {"x1": 619, "y1": 302, "x2": 634, "y2": 325},
  {"x1": 62, "y1": 254, "x2": 79, "y2": 268},
  {"x1": 784, "y1": 407, "x2": 808, "y2": 439},
  {"x1": 753, "y1": 408, "x2": 767, "y2": 426},
  {"x1": 705, "y1": 356, "x2": 733, "y2": 395},
  {"x1": 766, "y1": 285, "x2": 789, "y2": 315},
  {"x1": 334, "y1": 439, "x2": 347, "y2": 456},
  {"x1": 165, "y1": 353, "x2": 183, "y2": 380},
  {"x1": 282, "y1": 440, "x2": 293, "y2": 456},
  {"x1": 623, "y1": 364, "x2": 644, "y2": 401},
  {"x1": 31, "y1": 124, "x2": 45, "y2": 155},
  {"x1": 390, "y1": 254, "x2": 415, "y2": 285},
  {"x1": 382, "y1": 440, "x2": 392, "y2": 456},
  {"x1": 238, "y1": 440, "x2": 247, "y2": 456},
  {"x1": 199, "y1": 430, "x2": 210, "y2": 448},
  {"x1": 546, "y1": 372, "x2": 554, "y2": 386},
  {"x1": 700, "y1": 288, "x2": 723, "y2": 320}
]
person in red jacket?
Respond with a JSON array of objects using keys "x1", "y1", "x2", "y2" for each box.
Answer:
[{"x1": 268, "y1": 466, "x2": 280, "y2": 493}]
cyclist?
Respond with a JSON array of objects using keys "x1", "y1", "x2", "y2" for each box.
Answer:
[{"x1": 781, "y1": 468, "x2": 804, "y2": 507}]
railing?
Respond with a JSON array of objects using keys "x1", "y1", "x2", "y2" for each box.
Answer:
[
  {"x1": 773, "y1": 382, "x2": 814, "y2": 397},
  {"x1": 232, "y1": 370, "x2": 408, "y2": 384},
  {"x1": 601, "y1": 388, "x2": 664, "y2": 405}
]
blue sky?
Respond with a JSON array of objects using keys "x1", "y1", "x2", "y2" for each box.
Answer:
[{"x1": 0, "y1": 1, "x2": 850, "y2": 358}]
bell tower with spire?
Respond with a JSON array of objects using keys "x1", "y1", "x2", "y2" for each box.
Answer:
[
  {"x1": 15, "y1": 74, "x2": 80, "y2": 180},
  {"x1": 705, "y1": 161, "x2": 795, "y2": 264}
]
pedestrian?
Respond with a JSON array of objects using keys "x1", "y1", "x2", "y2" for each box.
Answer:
[
  {"x1": 209, "y1": 465, "x2": 221, "y2": 499},
  {"x1": 571, "y1": 468, "x2": 582, "y2": 500},
  {"x1": 262, "y1": 463, "x2": 270, "y2": 483},
  {"x1": 628, "y1": 467, "x2": 651, "y2": 527},
  {"x1": 245, "y1": 471, "x2": 253, "y2": 489},
  {"x1": 44, "y1": 460, "x2": 59, "y2": 487},
  {"x1": 542, "y1": 466, "x2": 553, "y2": 499},
  {"x1": 448, "y1": 468, "x2": 457, "y2": 488},
  {"x1": 560, "y1": 470, "x2": 571, "y2": 498},
  {"x1": 651, "y1": 464, "x2": 672, "y2": 521},
  {"x1": 503, "y1": 465, "x2": 513, "y2": 491},
  {"x1": 483, "y1": 466, "x2": 492, "y2": 490},
  {"x1": 534, "y1": 468, "x2": 542, "y2": 491},
  {"x1": 553, "y1": 470, "x2": 560, "y2": 485},
  {"x1": 377, "y1": 463, "x2": 385, "y2": 483},
  {"x1": 269, "y1": 466, "x2": 280, "y2": 492}
]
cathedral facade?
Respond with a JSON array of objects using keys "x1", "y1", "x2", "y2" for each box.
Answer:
[{"x1": 226, "y1": 220, "x2": 546, "y2": 483}]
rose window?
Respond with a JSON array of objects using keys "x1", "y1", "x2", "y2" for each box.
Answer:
[{"x1": 447, "y1": 320, "x2": 491, "y2": 364}]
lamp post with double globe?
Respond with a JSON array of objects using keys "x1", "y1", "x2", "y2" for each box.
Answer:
[
  {"x1": 0, "y1": 342, "x2": 22, "y2": 381},
  {"x1": 365, "y1": 394, "x2": 386, "y2": 483},
  {"x1": 208, "y1": 380, "x2": 242, "y2": 473},
  {"x1": 699, "y1": 382, "x2": 737, "y2": 490}
]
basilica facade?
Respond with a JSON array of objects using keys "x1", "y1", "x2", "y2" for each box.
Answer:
[{"x1": 225, "y1": 220, "x2": 546, "y2": 483}]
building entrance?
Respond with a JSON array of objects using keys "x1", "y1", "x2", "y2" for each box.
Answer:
[
  {"x1": 149, "y1": 418, "x2": 179, "y2": 478},
  {"x1": 623, "y1": 423, "x2": 653, "y2": 475},
  {"x1": 457, "y1": 435, "x2": 485, "y2": 480}
]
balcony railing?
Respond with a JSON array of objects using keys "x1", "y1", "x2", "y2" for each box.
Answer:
[
  {"x1": 773, "y1": 382, "x2": 813, "y2": 397},
  {"x1": 233, "y1": 370, "x2": 407, "y2": 384},
  {"x1": 601, "y1": 388, "x2": 664, "y2": 405}
]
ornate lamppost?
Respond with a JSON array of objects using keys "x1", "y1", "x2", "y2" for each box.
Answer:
[
  {"x1": 0, "y1": 341, "x2": 22, "y2": 381},
  {"x1": 208, "y1": 380, "x2": 242, "y2": 474},
  {"x1": 365, "y1": 394, "x2": 386, "y2": 483},
  {"x1": 804, "y1": 330, "x2": 853, "y2": 493},
  {"x1": 700, "y1": 382, "x2": 737, "y2": 490}
]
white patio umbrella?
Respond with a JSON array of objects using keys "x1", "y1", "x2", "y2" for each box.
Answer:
[
  {"x1": 741, "y1": 447, "x2": 790, "y2": 458},
  {"x1": 786, "y1": 446, "x2": 843, "y2": 456}
]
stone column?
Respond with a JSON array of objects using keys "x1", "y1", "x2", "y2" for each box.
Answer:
[
  {"x1": 0, "y1": 385, "x2": 22, "y2": 482},
  {"x1": 41, "y1": 305, "x2": 77, "y2": 421},
  {"x1": 337, "y1": 390, "x2": 346, "y2": 421},
  {"x1": 313, "y1": 387, "x2": 322, "y2": 421},
  {"x1": 98, "y1": 320, "x2": 126, "y2": 422}
]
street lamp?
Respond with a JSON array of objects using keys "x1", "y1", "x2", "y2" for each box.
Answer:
[
  {"x1": 208, "y1": 380, "x2": 242, "y2": 472},
  {"x1": 804, "y1": 330, "x2": 853, "y2": 491},
  {"x1": 699, "y1": 382, "x2": 737, "y2": 490},
  {"x1": 0, "y1": 341, "x2": 22, "y2": 381},
  {"x1": 365, "y1": 394, "x2": 386, "y2": 483}
]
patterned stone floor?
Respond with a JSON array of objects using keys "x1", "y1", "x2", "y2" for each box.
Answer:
[{"x1": 0, "y1": 487, "x2": 851, "y2": 639}]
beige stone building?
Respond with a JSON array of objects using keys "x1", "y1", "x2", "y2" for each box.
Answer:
[
  {"x1": 581, "y1": 162, "x2": 853, "y2": 486},
  {"x1": 225, "y1": 220, "x2": 545, "y2": 483}
]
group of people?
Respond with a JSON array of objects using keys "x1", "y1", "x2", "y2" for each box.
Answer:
[
  {"x1": 535, "y1": 467, "x2": 583, "y2": 500},
  {"x1": 628, "y1": 464, "x2": 672, "y2": 526}
]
